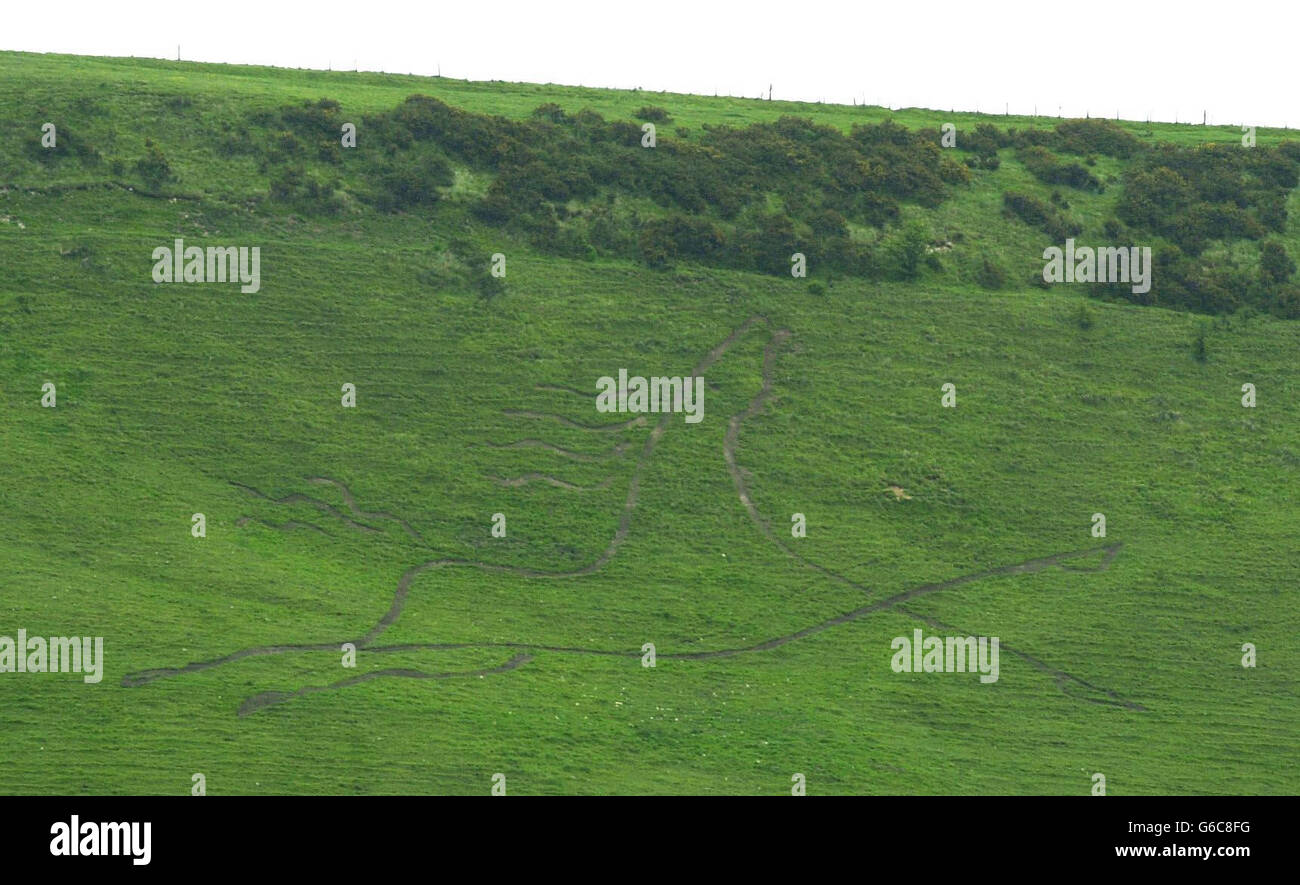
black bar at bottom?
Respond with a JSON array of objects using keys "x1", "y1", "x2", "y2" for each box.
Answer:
[{"x1": 0, "y1": 795, "x2": 1283, "y2": 872}]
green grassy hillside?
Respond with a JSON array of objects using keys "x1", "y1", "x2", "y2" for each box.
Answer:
[{"x1": 0, "y1": 52, "x2": 1296, "y2": 795}]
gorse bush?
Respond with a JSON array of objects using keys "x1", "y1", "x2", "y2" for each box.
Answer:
[
  {"x1": 961, "y1": 122, "x2": 1011, "y2": 159},
  {"x1": 294, "y1": 97, "x2": 969, "y2": 278},
  {"x1": 134, "y1": 138, "x2": 174, "y2": 189},
  {"x1": 531, "y1": 102, "x2": 568, "y2": 124},
  {"x1": 1018, "y1": 146, "x2": 1101, "y2": 191},
  {"x1": 1003, "y1": 191, "x2": 1081, "y2": 241},
  {"x1": 248, "y1": 94, "x2": 1300, "y2": 311},
  {"x1": 636, "y1": 214, "x2": 726, "y2": 267},
  {"x1": 1052, "y1": 118, "x2": 1142, "y2": 157},
  {"x1": 269, "y1": 166, "x2": 342, "y2": 213},
  {"x1": 635, "y1": 106, "x2": 672, "y2": 123},
  {"x1": 27, "y1": 124, "x2": 102, "y2": 167},
  {"x1": 1260, "y1": 240, "x2": 1296, "y2": 285},
  {"x1": 278, "y1": 98, "x2": 343, "y2": 138},
  {"x1": 1097, "y1": 142, "x2": 1300, "y2": 316},
  {"x1": 964, "y1": 153, "x2": 1001, "y2": 171},
  {"x1": 372, "y1": 152, "x2": 453, "y2": 211},
  {"x1": 1115, "y1": 144, "x2": 1295, "y2": 254},
  {"x1": 954, "y1": 118, "x2": 1140, "y2": 159}
]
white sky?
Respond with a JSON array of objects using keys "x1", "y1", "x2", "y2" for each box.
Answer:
[{"x1": 4, "y1": 0, "x2": 1296, "y2": 128}]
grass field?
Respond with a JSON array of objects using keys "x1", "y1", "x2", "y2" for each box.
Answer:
[{"x1": 0, "y1": 51, "x2": 1296, "y2": 795}]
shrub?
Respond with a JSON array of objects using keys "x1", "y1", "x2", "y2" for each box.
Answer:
[
  {"x1": 217, "y1": 127, "x2": 257, "y2": 158},
  {"x1": 268, "y1": 130, "x2": 304, "y2": 164},
  {"x1": 29, "y1": 125, "x2": 102, "y2": 167},
  {"x1": 743, "y1": 212, "x2": 802, "y2": 275},
  {"x1": 1257, "y1": 193, "x2": 1287, "y2": 232},
  {"x1": 1260, "y1": 240, "x2": 1296, "y2": 285},
  {"x1": 374, "y1": 153, "x2": 453, "y2": 211},
  {"x1": 1192, "y1": 322, "x2": 1209, "y2": 363},
  {"x1": 476, "y1": 271, "x2": 506, "y2": 301},
  {"x1": 637, "y1": 222, "x2": 677, "y2": 268},
  {"x1": 963, "y1": 153, "x2": 1001, "y2": 170},
  {"x1": 1003, "y1": 191, "x2": 1081, "y2": 240},
  {"x1": 1019, "y1": 146, "x2": 1101, "y2": 191},
  {"x1": 807, "y1": 208, "x2": 849, "y2": 239},
  {"x1": 960, "y1": 123, "x2": 1009, "y2": 158},
  {"x1": 975, "y1": 256, "x2": 1007, "y2": 290},
  {"x1": 531, "y1": 103, "x2": 567, "y2": 124},
  {"x1": 336, "y1": 95, "x2": 971, "y2": 280},
  {"x1": 1271, "y1": 284, "x2": 1300, "y2": 318},
  {"x1": 1115, "y1": 144, "x2": 1299, "y2": 256},
  {"x1": 1053, "y1": 118, "x2": 1141, "y2": 158},
  {"x1": 884, "y1": 219, "x2": 930, "y2": 281},
  {"x1": 269, "y1": 166, "x2": 341, "y2": 213},
  {"x1": 635, "y1": 106, "x2": 672, "y2": 123},
  {"x1": 135, "y1": 139, "x2": 175, "y2": 189},
  {"x1": 278, "y1": 98, "x2": 343, "y2": 140}
]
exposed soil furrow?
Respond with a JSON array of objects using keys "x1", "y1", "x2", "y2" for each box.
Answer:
[
  {"x1": 127, "y1": 314, "x2": 1142, "y2": 716},
  {"x1": 236, "y1": 654, "x2": 534, "y2": 716},
  {"x1": 122, "y1": 536, "x2": 1127, "y2": 702},
  {"x1": 121, "y1": 642, "x2": 342, "y2": 686},
  {"x1": 503, "y1": 410, "x2": 646, "y2": 432},
  {"x1": 305, "y1": 476, "x2": 427, "y2": 544},
  {"x1": 482, "y1": 439, "x2": 629, "y2": 462},
  {"x1": 721, "y1": 328, "x2": 874, "y2": 597},
  {"x1": 126, "y1": 318, "x2": 771, "y2": 699},
  {"x1": 131, "y1": 537, "x2": 1123, "y2": 707},
  {"x1": 277, "y1": 545, "x2": 1124, "y2": 666},
  {"x1": 229, "y1": 481, "x2": 382, "y2": 534},
  {"x1": 349, "y1": 316, "x2": 774, "y2": 647},
  {"x1": 535, "y1": 383, "x2": 591, "y2": 397},
  {"x1": 235, "y1": 516, "x2": 329, "y2": 535},
  {"x1": 364, "y1": 642, "x2": 633, "y2": 656},
  {"x1": 653, "y1": 544, "x2": 1125, "y2": 660},
  {"x1": 491, "y1": 473, "x2": 614, "y2": 491},
  {"x1": 717, "y1": 327, "x2": 1141, "y2": 708},
  {"x1": 899, "y1": 607, "x2": 1146, "y2": 710}
]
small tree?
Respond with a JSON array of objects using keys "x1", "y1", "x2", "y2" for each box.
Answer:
[{"x1": 887, "y1": 220, "x2": 930, "y2": 281}]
